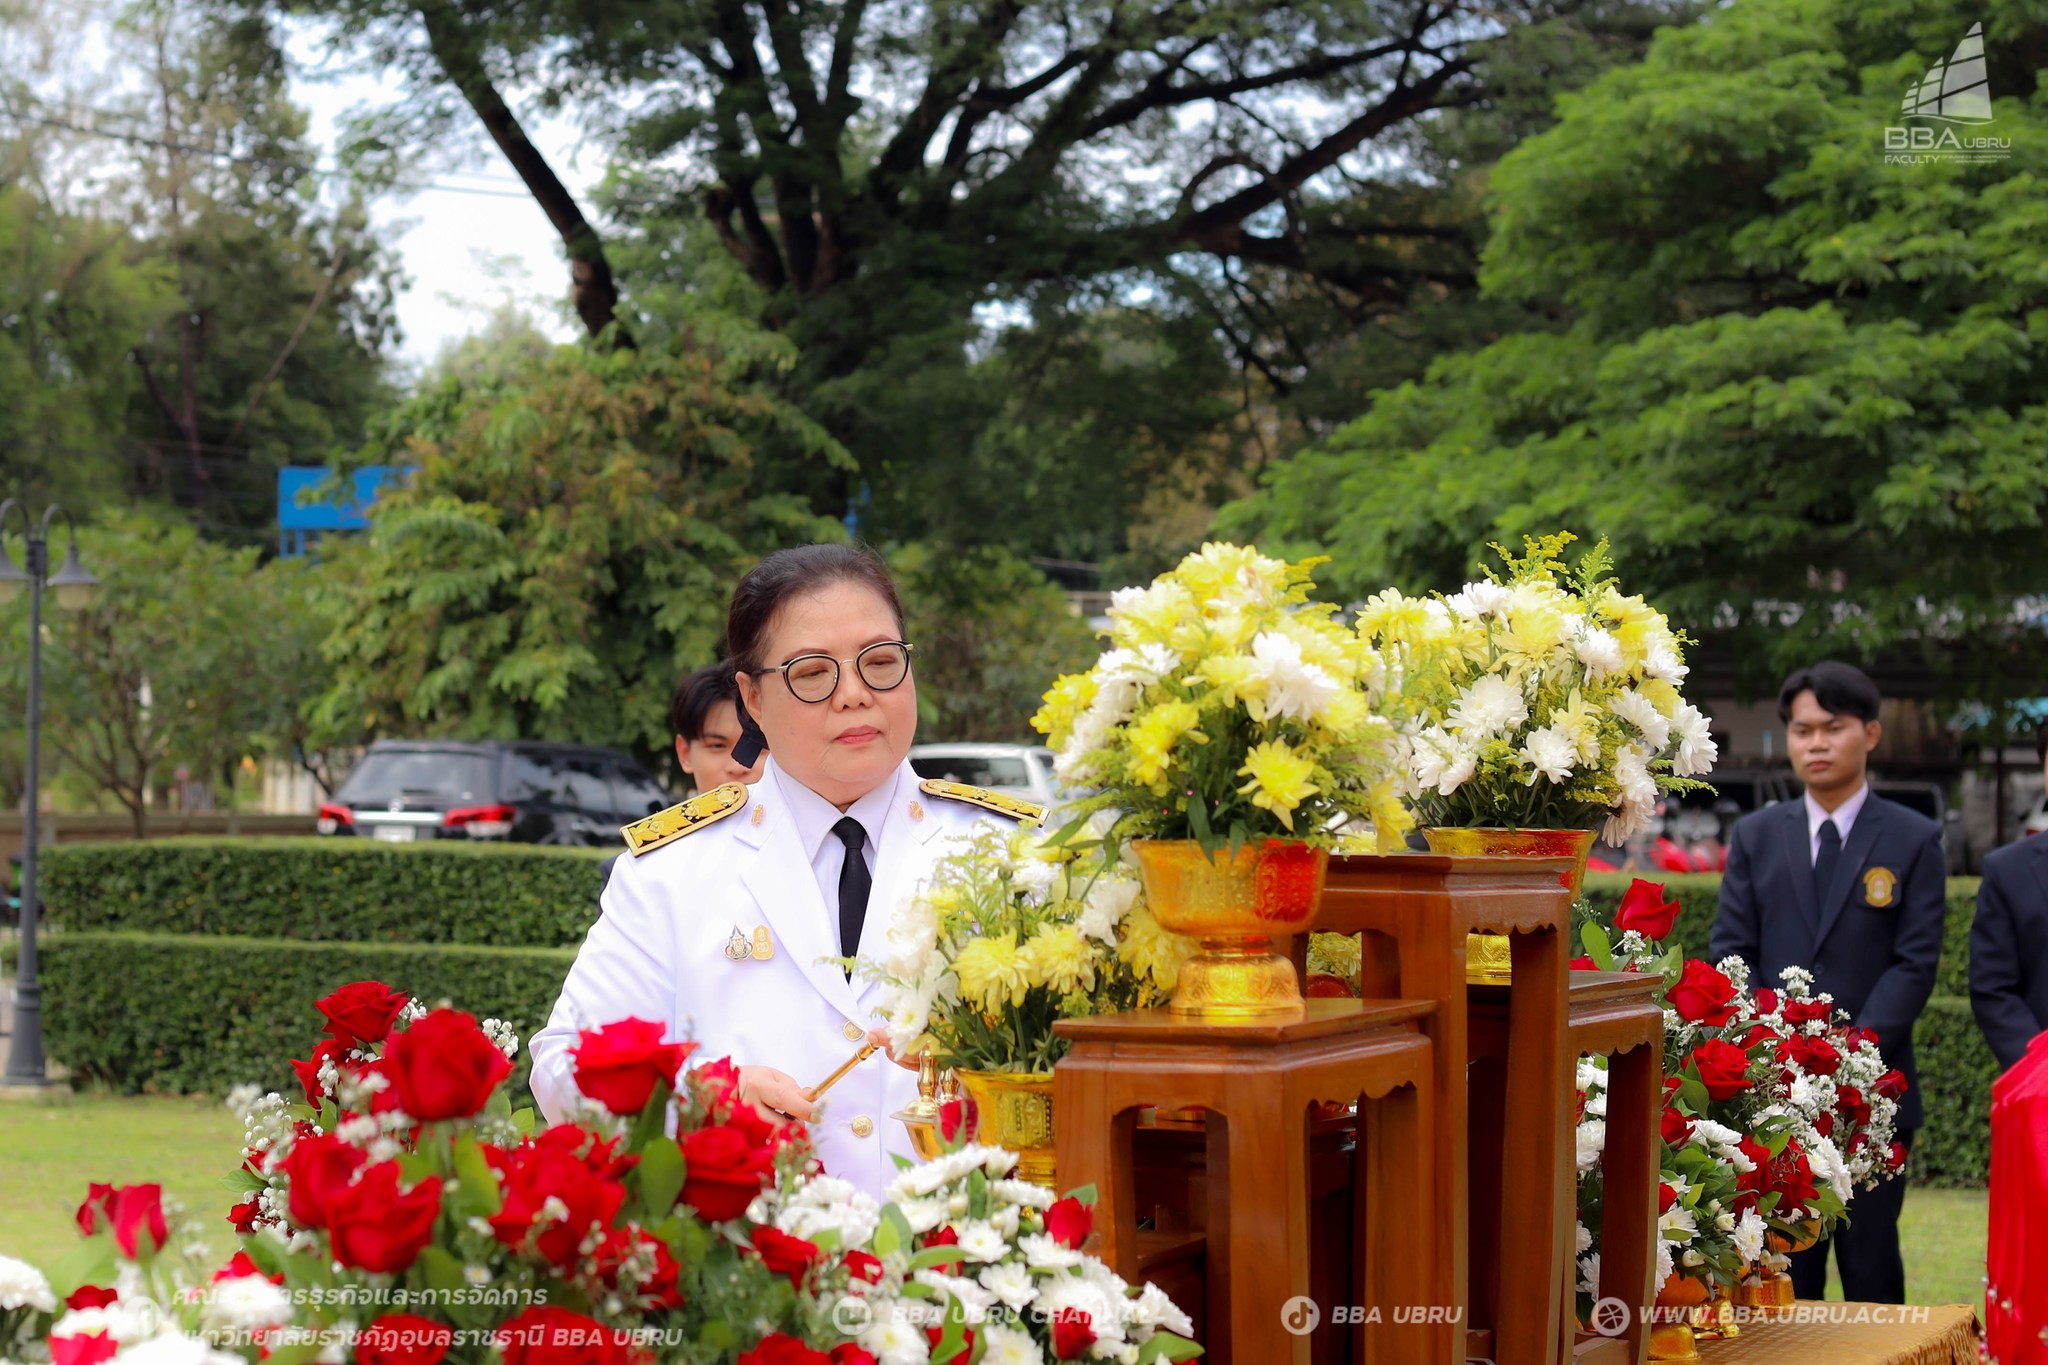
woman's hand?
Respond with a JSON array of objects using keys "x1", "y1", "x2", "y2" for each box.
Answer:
[
  {"x1": 868, "y1": 1027, "x2": 923, "y2": 1071},
  {"x1": 735, "y1": 1065, "x2": 816, "y2": 1121}
]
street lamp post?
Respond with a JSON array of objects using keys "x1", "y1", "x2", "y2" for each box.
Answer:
[{"x1": 0, "y1": 500, "x2": 99, "y2": 1088}]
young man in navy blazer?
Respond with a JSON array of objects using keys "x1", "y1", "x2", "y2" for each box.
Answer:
[
  {"x1": 1708, "y1": 661, "x2": 1946, "y2": 1304},
  {"x1": 1970, "y1": 724, "x2": 2048, "y2": 1070}
]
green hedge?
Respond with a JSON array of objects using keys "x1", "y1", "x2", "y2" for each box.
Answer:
[
  {"x1": 11, "y1": 931, "x2": 576, "y2": 1100},
  {"x1": 37, "y1": 839, "x2": 609, "y2": 947}
]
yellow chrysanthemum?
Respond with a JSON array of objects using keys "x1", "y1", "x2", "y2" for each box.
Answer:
[
  {"x1": 1357, "y1": 588, "x2": 1433, "y2": 646},
  {"x1": 952, "y1": 931, "x2": 1032, "y2": 1011},
  {"x1": 1109, "y1": 579, "x2": 1195, "y2": 642},
  {"x1": 1031, "y1": 672, "x2": 1097, "y2": 743},
  {"x1": 1236, "y1": 739, "x2": 1320, "y2": 829},
  {"x1": 1197, "y1": 653, "x2": 1264, "y2": 710},
  {"x1": 1638, "y1": 676, "x2": 1681, "y2": 714},
  {"x1": 1174, "y1": 542, "x2": 1289, "y2": 603},
  {"x1": 1553, "y1": 687, "x2": 1603, "y2": 765},
  {"x1": 1127, "y1": 700, "x2": 1203, "y2": 787},
  {"x1": 1119, "y1": 901, "x2": 1193, "y2": 991},
  {"x1": 1020, "y1": 924, "x2": 1097, "y2": 995}
]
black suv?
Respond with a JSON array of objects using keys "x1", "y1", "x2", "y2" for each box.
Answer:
[{"x1": 317, "y1": 741, "x2": 675, "y2": 846}]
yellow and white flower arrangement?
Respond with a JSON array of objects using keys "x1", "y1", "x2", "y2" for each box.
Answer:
[
  {"x1": 866, "y1": 821, "x2": 1189, "y2": 1073},
  {"x1": 1031, "y1": 541, "x2": 1413, "y2": 851},
  {"x1": 1358, "y1": 533, "x2": 1717, "y2": 841}
]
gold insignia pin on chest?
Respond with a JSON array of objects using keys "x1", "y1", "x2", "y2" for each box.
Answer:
[
  {"x1": 751, "y1": 804, "x2": 764, "y2": 826},
  {"x1": 752, "y1": 925, "x2": 775, "y2": 960},
  {"x1": 725, "y1": 927, "x2": 752, "y2": 962},
  {"x1": 908, "y1": 799, "x2": 924, "y2": 822}
]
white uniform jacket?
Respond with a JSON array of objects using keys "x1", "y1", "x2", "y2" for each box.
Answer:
[{"x1": 529, "y1": 758, "x2": 1016, "y2": 1201}]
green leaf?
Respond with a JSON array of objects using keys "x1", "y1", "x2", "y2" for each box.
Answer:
[
  {"x1": 449, "y1": 1133, "x2": 502, "y2": 1218},
  {"x1": 908, "y1": 1245, "x2": 970, "y2": 1272},
  {"x1": 1137, "y1": 1331, "x2": 1207, "y2": 1363},
  {"x1": 637, "y1": 1136, "x2": 685, "y2": 1217},
  {"x1": 1581, "y1": 922, "x2": 1614, "y2": 970},
  {"x1": 220, "y1": 1168, "x2": 268, "y2": 1194},
  {"x1": 874, "y1": 1206, "x2": 912, "y2": 1258},
  {"x1": 45, "y1": 1236, "x2": 118, "y2": 1302}
]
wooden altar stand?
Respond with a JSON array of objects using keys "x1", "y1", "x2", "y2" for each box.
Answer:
[
  {"x1": 1317, "y1": 853, "x2": 1578, "y2": 1365},
  {"x1": 1054, "y1": 998, "x2": 1438, "y2": 1365},
  {"x1": 1468, "y1": 970, "x2": 1664, "y2": 1365}
]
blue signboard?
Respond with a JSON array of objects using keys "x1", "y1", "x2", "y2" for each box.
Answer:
[{"x1": 277, "y1": 466, "x2": 407, "y2": 555}]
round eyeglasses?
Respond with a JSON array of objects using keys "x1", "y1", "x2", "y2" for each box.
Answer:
[{"x1": 754, "y1": 640, "x2": 914, "y2": 704}]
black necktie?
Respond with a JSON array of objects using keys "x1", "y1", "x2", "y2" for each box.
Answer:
[
  {"x1": 832, "y1": 817, "x2": 871, "y2": 970},
  {"x1": 1813, "y1": 817, "x2": 1841, "y2": 908}
]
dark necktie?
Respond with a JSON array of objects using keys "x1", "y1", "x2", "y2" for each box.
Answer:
[
  {"x1": 832, "y1": 816, "x2": 872, "y2": 969},
  {"x1": 1813, "y1": 817, "x2": 1841, "y2": 908}
]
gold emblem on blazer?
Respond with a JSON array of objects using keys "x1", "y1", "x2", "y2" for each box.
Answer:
[
  {"x1": 621, "y1": 782, "x2": 749, "y2": 855},
  {"x1": 1862, "y1": 866, "x2": 1898, "y2": 907},
  {"x1": 751, "y1": 926, "x2": 775, "y2": 961},
  {"x1": 724, "y1": 926, "x2": 753, "y2": 962},
  {"x1": 917, "y1": 779, "x2": 1046, "y2": 825}
]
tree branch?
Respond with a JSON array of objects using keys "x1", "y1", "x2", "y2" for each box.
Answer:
[{"x1": 226, "y1": 239, "x2": 348, "y2": 449}]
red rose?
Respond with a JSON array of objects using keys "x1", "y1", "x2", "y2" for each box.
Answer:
[
  {"x1": 1614, "y1": 879, "x2": 1681, "y2": 940},
  {"x1": 1741, "y1": 1024, "x2": 1782, "y2": 1052},
  {"x1": 1887, "y1": 1140, "x2": 1908, "y2": 1171},
  {"x1": 317, "y1": 981, "x2": 411, "y2": 1050},
  {"x1": 227, "y1": 1198, "x2": 261, "y2": 1233},
  {"x1": 1687, "y1": 1039, "x2": 1753, "y2": 1101},
  {"x1": 356, "y1": 1314, "x2": 454, "y2": 1365},
  {"x1": 1752, "y1": 988, "x2": 1779, "y2": 1015},
  {"x1": 489, "y1": 1137, "x2": 629, "y2": 1267},
  {"x1": 212, "y1": 1251, "x2": 281, "y2": 1284},
  {"x1": 829, "y1": 1348, "x2": 878, "y2": 1365},
  {"x1": 843, "y1": 1250, "x2": 884, "y2": 1285},
  {"x1": 736, "y1": 1335, "x2": 829, "y2": 1365},
  {"x1": 923, "y1": 1326, "x2": 975, "y2": 1364},
  {"x1": 65, "y1": 1286, "x2": 119, "y2": 1311},
  {"x1": 678, "y1": 1125, "x2": 773, "y2": 1222},
  {"x1": 1874, "y1": 1069, "x2": 1909, "y2": 1100},
  {"x1": 1660, "y1": 1106, "x2": 1692, "y2": 1147},
  {"x1": 1045, "y1": 1196, "x2": 1093, "y2": 1251},
  {"x1": 1667, "y1": 960, "x2": 1739, "y2": 1027},
  {"x1": 689, "y1": 1058, "x2": 744, "y2": 1105},
  {"x1": 1844, "y1": 1025, "x2": 1880, "y2": 1052},
  {"x1": 1783, "y1": 999, "x2": 1832, "y2": 1025},
  {"x1": 1568, "y1": 955, "x2": 1596, "y2": 972},
  {"x1": 75, "y1": 1183, "x2": 116, "y2": 1237},
  {"x1": 1813, "y1": 1113, "x2": 1834, "y2": 1138},
  {"x1": 285, "y1": 1131, "x2": 368, "y2": 1228},
  {"x1": 293, "y1": 1039, "x2": 347, "y2": 1106},
  {"x1": 1769, "y1": 1141, "x2": 1820, "y2": 1213},
  {"x1": 1733, "y1": 1137, "x2": 1772, "y2": 1213},
  {"x1": 104, "y1": 1185, "x2": 167, "y2": 1258},
  {"x1": 1785, "y1": 1035, "x2": 1841, "y2": 1077},
  {"x1": 383, "y1": 1010, "x2": 513, "y2": 1121},
  {"x1": 50, "y1": 1335, "x2": 118, "y2": 1365},
  {"x1": 495, "y1": 1306, "x2": 644, "y2": 1365},
  {"x1": 590, "y1": 1228, "x2": 683, "y2": 1312},
  {"x1": 747, "y1": 1226, "x2": 821, "y2": 1286},
  {"x1": 1051, "y1": 1308, "x2": 1097, "y2": 1360},
  {"x1": 572, "y1": 1019, "x2": 695, "y2": 1117},
  {"x1": 924, "y1": 1224, "x2": 960, "y2": 1248},
  {"x1": 1657, "y1": 1182, "x2": 1678, "y2": 1214},
  {"x1": 938, "y1": 1099, "x2": 971, "y2": 1144},
  {"x1": 327, "y1": 1163, "x2": 442, "y2": 1274}
]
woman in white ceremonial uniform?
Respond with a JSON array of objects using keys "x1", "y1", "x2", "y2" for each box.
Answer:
[{"x1": 529, "y1": 544, "x2": 1038, "y2": 1201}]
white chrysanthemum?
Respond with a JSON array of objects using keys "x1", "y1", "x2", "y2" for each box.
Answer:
[
  {"x1": 891, "y1": 1196, "x2": 948, "y2": 1235},
  {"x1": 1410, "y1": 726, "x2": 1477, "y2": 798},
  {"x1": 117, "y1": 1333, "x2": 243, "y2": 1365},
  {"x1": 1245, "y1": 632, "x2": 1338, "y2": 722},
  {"x1": 1603, "y1": 744, "x2": 1658, "y2": 844},
  {"x1": 1809, "y1": 1135, "x2": 1854, "y2": 1205},
  {"x1": 1575, "y1": 1120, "x2": 1605, "y2": 1173},
  {"x1": 1577, "y1": 1251, "x2": 1600, "y2": 1298},
  {"x1": 777, "y1": 1177, "x2": 881, "y2": 1250},
  {"x1": 1447, "y1": 675, "x2": 1528, "y2": 739},
  {"x1": 1076, "y1": 876, "x2": 1139, "y2": 946},
  {"x1": 859, "y1": 1314, "x2": 932, "y2": 1365},
  {"x1": 914, "y1": 1269, "x2": 995, "y2": 1320},
  {"x1": 1733, "y1": 1210, "x2": 1767, "y2": 1264},
  {"x1": 1583, "y1": 1086, "x2": 1607, "y2": 1118},
  {"x1": 976, "y1": 1323, "x2": 1044, "y2": 1365},
  {"x1": 201, "y1": 1276, "x2": 290, "y2": 1333},
  {"x1": 1653, "y1": 1238, "x2": 1674, "y2": 1294},
  {"x1": 1520, "y1": 725, "x2": 1576, "y2": 785},
  {"x1": 1129, "y1": 1282, "x2": 1194, "y2": 1337},
  {"x1": 1034, "y1": 1275, "x2": 1125, "y2": 1344},
  {"x1": 1670, "y1": 701, "x2": 1718, "y2": 776},
  {"x1": 1574, "y1": 1222, "x2": 1593, "y2": 1256},
  {"x1": 1016, "y1": 1234, "x2": 1083, "y2": 1270},
  {"x1": 1689, "y1": 1118, "x2": 1743, "y2": 1154},
  {"x1": 1010, "y1": 857, "x2": 1060, "y2": 904},
  {"x1": 978, "y1": 1261, "x2": 1038, "y2": 1313},
  {"x1": 954, "y1": 1221, "x2": 1007, "y2": 1264},
  {"x1": 1643, "y1": 640, "x2": 1688, "y2": 682},
  {"x1": 1657, "y1": 1204, "x2": 1698, "y2": 1242},
  {"x1": 0, "y1": 1255, "x2": 55, "y2": 1313},
  {"x1": 987, "y1": 1180, "x2": 1055, "y2": 1210},
  {"x1": 1608, "y1": 690, "x2": 1671, "y2": 752},
  {"x1": 53, "y1": 1299, "x2": 164, "y2": 1347},
  {"x1": 1574, "y1": 627, "x2": 1624, "y2": 679},
  {"x1": 1446, "y1": 580, "x2": 1511, "y2": 618}
]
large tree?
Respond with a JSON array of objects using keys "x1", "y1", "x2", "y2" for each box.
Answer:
[
  {"x1": 285, "y1": 0, "x2": 1683, "y2": 548},
  {"x1": 1222, "y1": 0, "x2": 2048, "y2": 695}
]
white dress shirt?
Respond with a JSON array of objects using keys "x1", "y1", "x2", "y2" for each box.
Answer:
[{"x1": 1805, "y1": 782, "x2": 1870, "y2": 865}]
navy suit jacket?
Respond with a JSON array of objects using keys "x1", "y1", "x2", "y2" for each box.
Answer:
[
  {"x1": 1707, "y1": 794, "x2": 1946, "y2": 1129},
  {"x1": 1970, "y1": 836, "x2": 2048, "y2": 1070}
]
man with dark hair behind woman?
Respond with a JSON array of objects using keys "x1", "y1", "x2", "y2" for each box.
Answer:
[
  {"x1": 599, "y1": 660, "x2": 765, "y2": 892},
  {"x1": 1709, "y1": 660, "x2": 1946, "y2": 1305},
  {"x1": 1970, "y1": 721, "x2": 2048, "y2": 1071}
]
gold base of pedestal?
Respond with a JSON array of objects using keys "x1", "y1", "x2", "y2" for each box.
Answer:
[
  {"x1": 1132, "y1": 839, "x2": 1329, "y2": 1021},
  {"x1": 1466, "y1": 931, "x2": 1513, "y2": 985},
  {"x1": 1169, "y1": 946, "x2": 1308, "y2": 1019},
  {"x1": 955, "y1": 1069, "x2": 1057, "y2": 1189},
  {"x1": 1648, "y1": 1323, "x2": 1700, "y2": 1363}
]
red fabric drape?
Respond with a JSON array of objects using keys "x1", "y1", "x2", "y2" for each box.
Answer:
[{"x1": 1986, "y1": 1032, "x2": 2048, "y2": 1365}]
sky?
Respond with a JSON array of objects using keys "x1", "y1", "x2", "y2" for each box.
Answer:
[{"x1": 281, "y1": 25, "x2": 590, "y2": 370}]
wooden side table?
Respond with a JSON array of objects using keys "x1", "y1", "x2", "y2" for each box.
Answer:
[
  {"x1": 1054, "y1": 999, "x2": 1439, "y2": 1365},
  {"x1": 1565, "y1": 971, "x2": 1663, "y2": 1365},
  {"x1": 1317, "y1": 853, "x2": 1578, "y2": 1365}
]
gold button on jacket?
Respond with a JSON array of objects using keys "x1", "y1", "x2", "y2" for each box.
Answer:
[
  {"x1": 842, "y1": 1020, "x2": 865, "y2": 1041},
  {"x1": 850, "y1": 1116, "x2": 874, "y2": 1138}
]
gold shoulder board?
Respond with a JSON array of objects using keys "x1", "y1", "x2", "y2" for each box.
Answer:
[
  {"x1": 621, "y1": 783, "x2": 749, "y2": 856},
  {"x1": 917, "y1": 778, "x2": 1046, "y2": 825}
]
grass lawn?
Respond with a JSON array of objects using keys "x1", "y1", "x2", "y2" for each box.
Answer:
[
  {"x1": 0, "y1": 1094, "x2": 1994, "y2": 1314},
  {"x1": 0, "y1": 1092, "x2": 245, "y2": 1269}
]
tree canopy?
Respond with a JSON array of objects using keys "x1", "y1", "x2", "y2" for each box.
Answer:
[{"x1": 1222, "y1": 0, "x2": 2048, "y2": 694}]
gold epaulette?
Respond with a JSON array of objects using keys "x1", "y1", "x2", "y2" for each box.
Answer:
[
  {"x1": 621, "y1": 782, "x2": 748, "y2": 856},
  {"x1": 918, "y1": 778, "x2": 1046, "y2": 825}
]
